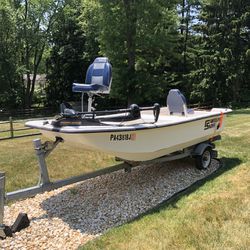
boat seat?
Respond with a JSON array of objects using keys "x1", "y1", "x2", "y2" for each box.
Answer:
[
  {"x1": 166, "y1": 89, "x2": 194, "y2": 116},
  {"x1": 72, "y1": 57, "x2": 112, "y2": 94}
]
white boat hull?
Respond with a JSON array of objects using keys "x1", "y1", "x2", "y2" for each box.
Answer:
[{"x1": 26, "y1": 108, "x2": 231, "y2": 161}]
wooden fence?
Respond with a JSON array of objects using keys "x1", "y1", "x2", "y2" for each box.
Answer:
[
  {"x1": 0, "y1": 107, "x2": 55, "y2": 140},
  {"x1": 0, "y1": 107, "x2": 55, "y2": 120},
  {"x1": 0, "y1": 117, "x2": 41, "y2": 141}
]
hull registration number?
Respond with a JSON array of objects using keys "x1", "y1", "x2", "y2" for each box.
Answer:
[{"x1": 110, "y1": 133, "x2": 136, "y2": 141}]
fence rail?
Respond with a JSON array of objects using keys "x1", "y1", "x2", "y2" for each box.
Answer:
[
  {"x1": 0, "y1": 117, "x2": 41, "y2": 141},
  {"x1": 0, "y1": 107, "x2": 55, "y2": 120}
]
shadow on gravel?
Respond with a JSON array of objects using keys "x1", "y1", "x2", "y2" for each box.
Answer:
[{"x1": 40, "y1": 157, "x2": 241, "y2": 236}]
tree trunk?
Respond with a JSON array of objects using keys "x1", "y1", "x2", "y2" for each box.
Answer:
[
  {"x1": 181, "y1": 0, "x2": 190, "y2": 74},
  {"x1": 20, "y1": 0, "x2": 57, "y2": 108},
  {"x1": 123, "y1": 0, "x2": 137, "y2": 106},
  {"x1": 181, "y1": 0, "x2": 185, "y2": 35},
  {"x1": 23, "y1": 0, "x2": 31, "y2": 108}
]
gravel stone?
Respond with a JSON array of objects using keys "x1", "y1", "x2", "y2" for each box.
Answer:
[{"x1": 1, "y1": 159, "x2": 220, "y2": 250}]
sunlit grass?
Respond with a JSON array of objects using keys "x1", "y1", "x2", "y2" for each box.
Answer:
[
  {"x1": 0, "y1": 110, "x2": 249, "y2": 249},
  {"x1": 0, "y1": 134, "x2": 115, "y2": 192},
  {"x1": 81, "y1": 109, "x2": 250, "y2": 250}
]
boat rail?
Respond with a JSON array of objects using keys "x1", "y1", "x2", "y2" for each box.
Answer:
[{"x1": 60, "y1": 103, "x2": 161, "y2": 122}]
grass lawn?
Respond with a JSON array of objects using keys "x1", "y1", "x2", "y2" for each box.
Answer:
[
  {"x1": 0, "y1": 110, "x2": 249, "y2": 249},
  {"x1": 0, "y1": 122, "x2": 115, "y2": 192},
  {"x1": 80, "y1": 109, "x2": 250, "y2": 250}
]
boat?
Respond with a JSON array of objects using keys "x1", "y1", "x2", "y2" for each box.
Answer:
[{"x1": 26, "y1": 57, "x2": 231, "y2": 163}]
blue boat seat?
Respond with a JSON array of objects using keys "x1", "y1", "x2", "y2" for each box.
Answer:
[
  {"x1": 72, "y1": 57, "x2": 112, "y2": 94},
  {"x1": 166, "y1": 89, "x2": 194, "y2": 116}
]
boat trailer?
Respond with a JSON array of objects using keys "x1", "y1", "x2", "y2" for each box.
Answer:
[{"x1": 0, "y1": 136, "x2": 219, "y2": 239}]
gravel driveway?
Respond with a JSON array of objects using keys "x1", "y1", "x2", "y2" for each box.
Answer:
[{"x1": 1, "y1": 159, "x2": 220, "y2": 250}]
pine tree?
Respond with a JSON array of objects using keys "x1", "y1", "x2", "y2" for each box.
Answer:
[{"x1": 188, "y1": 0, "x2": 250, "y2": 104}]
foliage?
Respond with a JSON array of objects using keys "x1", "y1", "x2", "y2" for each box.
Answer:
[
  {"x1": 176, "y1": 0, "x2": 202, "y2": 93},
  {"x1": 186, "y1": 0, "x2": 250, "y2": 105},
  {"x1": 0, "y1": 0, "x2": 64, "y2": 108},
  {"x1": 84, "y1": 0, "x2": 180, "y2": 106},
  {"x1": 46, "y1": 0, "x2": 92, "y2": 107},
  {"x1": 15, "y1": 0, "x2": 64, "y2": 107},
  {"x1": 0, "y1": 0, "x2": 22, "y2": 108},
  {"x1": 0, "y1": 0, "x2": 249, "y2": 108}
]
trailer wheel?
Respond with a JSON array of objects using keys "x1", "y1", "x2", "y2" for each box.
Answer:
[{"x1": 195, "y1": 147, "x2": 212, "y2": 170}]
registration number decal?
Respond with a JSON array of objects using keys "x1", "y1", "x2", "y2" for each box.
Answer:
[{"x1": 110, "y1": 133, "x2": 136, "y2": 141}]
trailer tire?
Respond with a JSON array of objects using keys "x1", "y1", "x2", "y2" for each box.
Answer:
[{"x1": 195, "y1": 147, "x2": 212, "y2": 170}]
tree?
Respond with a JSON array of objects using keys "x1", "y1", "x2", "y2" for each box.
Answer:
[
  {"x1": 46, "y1": 0, "x2": 95, "y2": 106},
  {"x1": 82, "y1": 0, "x2": 180, "y2": 106},
  {"x1": 178, "y1": 0, "x2": 201, "y2": 73},
  {"x1": 169, "y1": 0, "x2": 203, "y2": 97},
  {"x1": 14, "y1": 0, "x2": 63, "y2": 107},
  {"x1": 187, "y1": 0, "x2": 250, "y2": 105},
  {"x1": 0, "y1": 0, "x2": 22, "y2": 108}
]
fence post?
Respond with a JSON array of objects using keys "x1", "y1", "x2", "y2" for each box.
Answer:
[
  {"x1": 0, "y1": 172, "x2": 6, "y2": 238},
  {"x1": 9, "y1": 117, "x2": 14, "y2": 138}
]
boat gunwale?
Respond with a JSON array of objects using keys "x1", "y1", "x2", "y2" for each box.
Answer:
[{"x1": 26, "y1": 110, "x2": 231, "y2": 134}]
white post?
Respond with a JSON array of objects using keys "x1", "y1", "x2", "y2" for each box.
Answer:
[
  {"x1": 88, "y1": 94, "x2": 93, "y2": 112},
  {"x1": 81, "y1": 92, "x2": 84, "y2": 112}
]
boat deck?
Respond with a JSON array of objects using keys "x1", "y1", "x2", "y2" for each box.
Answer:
[
  {"x1": 104, "y1": 107, "x2": 226, "y2": 127},
  {"x1": 25, "y1": 107, "x2": 231, "y2": 133}
]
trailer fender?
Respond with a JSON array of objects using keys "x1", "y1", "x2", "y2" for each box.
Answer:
[{"x1": 192, "y1": 142, "x2": 214, "y2": 156}]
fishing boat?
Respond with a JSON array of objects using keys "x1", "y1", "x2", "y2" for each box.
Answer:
[{"x1": 26, "y1": 57, "x2": 231, "y2": 165}]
